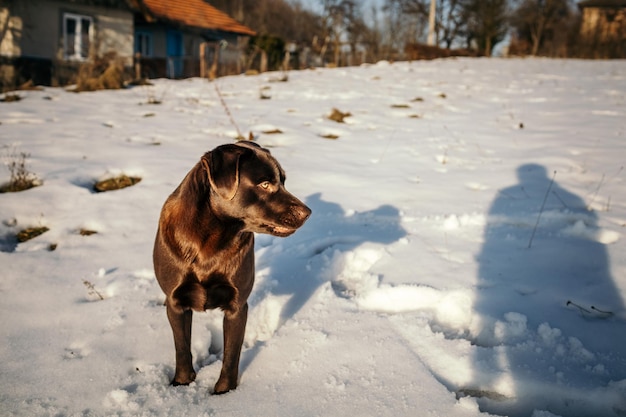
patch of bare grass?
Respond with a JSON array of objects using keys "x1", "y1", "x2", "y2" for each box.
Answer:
[
  {"x1": 1, "y1": 93, "x2": 22, "y2": 102},
  {"x1": 328, "y1": 108, "x2": 351, "y2": 123},
  {"x1": 94, "y1": 175, "x2": 141, "y2": 193},
  {"x1": 17, "y1": 226, "x2": 49, "y2": 243}
]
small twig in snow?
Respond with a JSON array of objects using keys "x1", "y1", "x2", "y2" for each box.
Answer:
[
  {"x1": 567, "y1": 300, "x2": 614, "y2": 318},
  {"x1": 552, "y1": 191, "x2": 569, "y2": 209},
  {"x1": 588, "y1": 166, "x2": 623, "y2": 211},
  {"x1": 587, "y1": 173, "x2": 605, "y2": 211},
  {"x1": 591, "y1": 305, "x2": 614, "y2": 317},
  {"x1": 83, "y1": 279, "x2": 104, "y2": 301},
  {"x1": 528, "y1": 170, "x2": 556, "y2": 249},
  {"x1": 213, "y1": 81, "x2": 244, "y2": 140},
  {"x1": 566, "y1": 300, "x2": 591, "y2": 315},
  {"x1": 373, "y1": 131, "x2": 396, "y2": 163}
]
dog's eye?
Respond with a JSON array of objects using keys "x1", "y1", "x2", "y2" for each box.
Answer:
[{"x1": 259, "y1": 181, "x2": 270, "y2": 190}]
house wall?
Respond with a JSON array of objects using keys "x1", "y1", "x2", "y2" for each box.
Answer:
[
  {"x1": 9, "y1": 0, "x2": 57, "y2": 59},
  {"x1": 579, "y1": 6, "x2": 626, "y2": 58},
  {"x1": 0, "y1": 7, "x2": 21, "y2": 57},
  {"x1": 581, "y1": 7, "x2": 626, "y2": 40},
  {"x1": 134, "y1": 24, "x2": 246, "y2": 79},
  {"x1": 134, "y1": 23, "x2": 222, "y2": 59},
  {"x1": 5, "y1": 0, "x2": 132, "y2": 62},
  {"x1": 95, "y1": 9, "x2": 134, "y2": 62},
  {"x1": 1, "y1": 0, "x2": 133, "y2": 88}
]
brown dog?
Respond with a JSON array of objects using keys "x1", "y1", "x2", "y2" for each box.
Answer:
[{"x1": 153, "y1": 141, "x2": 311, "y2": 394}]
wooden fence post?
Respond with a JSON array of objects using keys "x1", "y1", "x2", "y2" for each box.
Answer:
[
  {"x1": 209, "y1": 43, "x2": 219, "y2": 80},
  {"x1": 134, "y1": 52, "x2": 141, "y2": 80},
  {"x1": 200, "y1": 43, "x2": 207, "y2": 78}
]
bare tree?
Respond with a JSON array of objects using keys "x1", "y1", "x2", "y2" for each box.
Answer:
[
  {"x1": 437, "y1": 0, "x2": 466, "y2": 49},
  {"x1": 463, "y1": 0, "x2": 508, "y2": 56},
  {"x1": 211, "y1": 0, "x2": 324, "y2": 69},
  {"x1": 510, "y1": 0, "x2": 573, "y2": 56},
  {"x1": 326, "y1": 0, "x2": 347, "y2": 64},
  {"x1": 382, "y1": 0, "x2": 468, "y2": 49},
  {"x1": 363, "y1": 4, "x2": 383, "y2": 61},
  {"x1": 381, "y1": 0, "x2": 429, "y2": 56},
  {"x1": 210, "y1": 0, "x2": 322, "y2": 45}
]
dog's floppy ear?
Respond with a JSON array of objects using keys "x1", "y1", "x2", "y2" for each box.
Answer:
[{"x1": 201, "y1": 145, "x2": 244, "y2": 200}]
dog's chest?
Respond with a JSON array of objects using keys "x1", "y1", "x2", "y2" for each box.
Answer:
[{"x1": 193, "y1": 231, "x2": 254, "y2": 278}]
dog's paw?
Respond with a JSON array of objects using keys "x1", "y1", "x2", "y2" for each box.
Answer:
[
  {"x1": 170, "y1": 379, "x2": 193, "y2": 387},
  {"x1": 213, "y1": 378, "x2": 237, "y2": 395},
  {"x1": 170, "y1": 371, "x2": 196, "y2": 386}
]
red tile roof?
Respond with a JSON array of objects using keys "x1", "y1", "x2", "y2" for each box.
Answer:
[{"x1": 138, "y1": 0, "x2": 256, "y2": 36}]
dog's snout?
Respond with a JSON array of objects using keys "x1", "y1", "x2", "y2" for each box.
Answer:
[{"x1": 295, "y1": 204, "x2": 312, "y2": 223}]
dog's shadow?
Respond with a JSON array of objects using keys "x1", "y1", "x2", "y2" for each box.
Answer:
[{"x1": 239, "y1": 192, "x2": 407, "y2": 373}]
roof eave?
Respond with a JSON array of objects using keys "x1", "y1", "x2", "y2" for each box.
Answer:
[
  {"x1": 578, "y1": 0, "x2": 626, "y2": 8},
  {"x1": 131, "y1": 0, "x2": 255, "y2": 36}
]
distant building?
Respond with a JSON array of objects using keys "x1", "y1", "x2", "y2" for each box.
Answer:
[
  {"x1": 0, "y1": 0, "x2": 255, "y2": 89},
  {"x1": 134, "y1": 0, "x2": 255, "y2": 79},
  {"x1": 578, "y1": 0, "x2": 626, "y2": 58}
]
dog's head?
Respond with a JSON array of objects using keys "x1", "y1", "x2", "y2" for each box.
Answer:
[{"x1": 201, "y1": 141, "x2": 311, "y2": 237}]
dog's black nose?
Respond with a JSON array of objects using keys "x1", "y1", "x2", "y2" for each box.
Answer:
[{"x1": 295, "y1": 205, "x2": 312, "y2": 223}]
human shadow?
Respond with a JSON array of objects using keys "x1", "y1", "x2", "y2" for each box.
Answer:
[
  {"x1": 239, "y1": 192, "x2": 407, "y2": 372},
  {"x1": 470, "y1": 163, "x2": 625, "y2": 416}
]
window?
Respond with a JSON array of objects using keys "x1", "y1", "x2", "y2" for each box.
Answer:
[
  {"x1": 135, "y1": 31, "x2": 153, "y2": 57},
  {"x1": 63, "y1": 13, "x2": 93, "y2": 60}
]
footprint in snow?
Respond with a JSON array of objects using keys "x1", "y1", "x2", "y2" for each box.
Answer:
[{"x1": 64, "y1": 342, "x2": 90, "y2": 360}]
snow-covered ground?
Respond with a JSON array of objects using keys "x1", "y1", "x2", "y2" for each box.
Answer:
[{"x1": 1, "y1": 58, "x2": 625, "y2": 417}]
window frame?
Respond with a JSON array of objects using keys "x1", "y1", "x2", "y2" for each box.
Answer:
[
  {"x1": 63, "y1": 12, "x2": 94, "y2": 61},
  {"x1": 134, "y1": 30, "x2": 153, "y2": 57}
]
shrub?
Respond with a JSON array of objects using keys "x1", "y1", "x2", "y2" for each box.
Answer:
[
  {"x1": 73, "y1": 52, "x2": 126, "y2": 93},
  {"x1": 0, "y1": 148, "x2": 41, "y2": 193}
]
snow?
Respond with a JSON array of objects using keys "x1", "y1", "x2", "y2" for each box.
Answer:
[{"x1": 1, "y1": 57, "x2": 625, "y2": 417}]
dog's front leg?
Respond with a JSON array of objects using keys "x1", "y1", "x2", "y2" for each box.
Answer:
[
  {"x1": 166, "y1": 302, "x2": 196, "y2": 385},
  {"x1": 214, "y1": 302, "x2": 248, "y2": 394}
]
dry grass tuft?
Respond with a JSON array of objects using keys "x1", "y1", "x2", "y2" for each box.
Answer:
[
  {"x1": 94, "y1": 175, "x2": 141, "y2": 192},
  {"x1": 17, "y1": 226, "x2": 49, "y2": 243},
  {"x1": 262, "y1": 128, "x2": 283, "y2": 134},
  {"x1": 328, "y1": 108, "x2": 351, "y2": 123},
  {"x1": 72, "y1": 53, "x2": 126, "y2": 93},
  {"x1": 0, "y1": 149, "x2": 41, "y2": 193}
]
